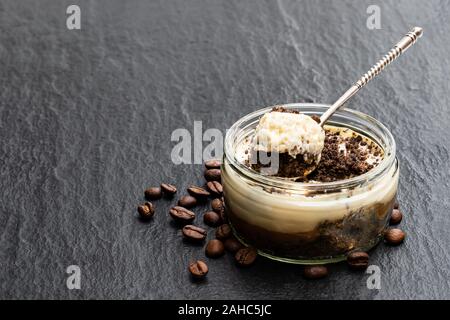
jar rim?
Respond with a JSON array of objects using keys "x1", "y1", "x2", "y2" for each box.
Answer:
[{"x1": 224, "y1": 103, "x2": 397, "y2": 192}]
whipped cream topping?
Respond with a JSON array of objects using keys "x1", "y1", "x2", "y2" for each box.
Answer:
[{"x1": 253, "y1": 111, "x2": 325, "y2": 162}]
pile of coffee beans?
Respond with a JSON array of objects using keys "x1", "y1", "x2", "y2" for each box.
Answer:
[
  {"x1": 137, "y1": 164, "x2": 407, "y2": 281},
  {"x1": 136, "y1": 159, "x2": 258, "y2": 280}
]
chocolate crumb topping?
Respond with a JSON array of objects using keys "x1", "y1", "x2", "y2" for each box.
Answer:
[
  {"x1": 306, "y1": 129, "x2": 382, "y2": 182},
  {"x1": 311, "y1": 115, "x2": 321, "y2": 124},
  {"x1": 245, "y1": 126, "x2": 383, "y2": 183},
  {"x1": 245, "y1": 106, "x2": 383, "y2": 182},
  {"x1": 271, "y1": 106, "x2": 300, "y2": 114},
  {"x1": 271, "y1": 106, "x2": 320, "y2": 125}
]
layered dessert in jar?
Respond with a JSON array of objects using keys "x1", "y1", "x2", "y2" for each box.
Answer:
[{"x1": 222, "y1": 103, "x2": 398, "y2": 264}]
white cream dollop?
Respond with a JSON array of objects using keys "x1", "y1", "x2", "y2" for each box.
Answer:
[{"x1": 253, "y1": 111, "x2": 325, "y2": 162}]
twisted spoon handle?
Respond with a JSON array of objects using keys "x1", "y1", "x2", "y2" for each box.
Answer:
[{"x1": 319, "y1": 27, "x2": 423, "y2": 126}]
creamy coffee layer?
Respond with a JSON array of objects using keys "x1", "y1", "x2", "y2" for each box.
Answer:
[
  {"x1": 224, "y1": 163, "x2": 397, "y2": 234},
  {"x1": 225, "y1": 125, "x2": 397, "y2": 234}
]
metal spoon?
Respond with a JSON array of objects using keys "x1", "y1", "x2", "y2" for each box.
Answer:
[
  {"x1": 319, "y1": 27, "x2": 423, "y2": 127},
  {"x1": 257, "y1": 27, "x2": 423, "y2": 180},
  {"x1": 286, "y1": 27, "x2": 422, "y2": 180}
]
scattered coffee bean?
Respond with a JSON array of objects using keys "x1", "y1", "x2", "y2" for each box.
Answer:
[
  {"x1": 137, "y1": 202, "x2": 155, "y2": 219},
  {"x1": 347, "y1": 251, "x2": 369, "y2": 270},
  {"x1": 303, "y1": 265, "x2": 328, "y2": 279},
  {"x1": 215, "y1": 224, "x2": 232, "y2": 240},
  {"x1": 384, "y1": 228, "x2": 405, "y2": 245},
  {"x1": 160, "y1": 183, "x2": 177, "y2": 196},
  {"x1": 187, "y1": 185, "x2": 210, "y2": 198},
  {"x1": 188, "y1": 260, "x2": 208, "y2": 279},
  {"x1": 204, "y1": 169, "x2": 221, "y2": 182},
  {"x1": 390, "y1": 209, "x2": 403, "y2": 225},
  {"x1": 144, "y1": 187, "x2": 162, "y2": 200},
  {"x1": 394, "y1": 200, "x2": 399, "y2": 209},
  {"x1": 224, "y1": 237, "x2": 244, "y2": 253},
  {"x1": 203, "y1": 211, "x2": 222, "y2": 227},
  {"x1": 205, "y1": 159, "x2": 222, "y2": 169},
  {"x1": 205, "y1": 239, "x2": 225, "y2": 258},
  {"x1": 182, "y1": 225, "x2": 207, "y2": 242},
  {"x1": 206, "y1": 181, "x2": 223, "y2": 196},
  {"x1": 169, "y1": 206, "x2": 195, "y2": 223},
  {"x1": 235, "y1": 247, "x2": 257, "y2": 266},
  {"x1": 211, "y1": 198, "x2": 224, "y2": 213},
  {"x1": 178, "y1": 195, "x2": 197, "y2": 208}
]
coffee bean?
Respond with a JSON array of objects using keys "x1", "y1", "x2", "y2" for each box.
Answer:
[
  {"x1": 215, "y1": 224, "x2": 231, "y2": 240},
  {"x1": 188, "y1": 260, "x2": 208, "y2": 279},
  {"x1": 137, "y1": 202, "x2": 155, "y2": 219},
  {"x1": 224, "y1": 237, "x2": 244, "y2": 253},
  {"x1": 235, "y1": 247, "x2": 257, "y2": 266},
  {"x1": 203, "y1": 211, "x2": 222, "y2": 227},
  {"x1": 390, "y1": 209, "x2": 403, "y2": 225},
  {"x1": 303, "y1": 265, "x2": 328, "y2": 279},
  {"x1": 204, "y1": 169, "x2": 221, "y2": 182},
  {"x1": 205, "y1": 159, "x2": 222, "y2": 169},
  {"x1": 161, "y1": 183, "x2": 177, "y2": 196},
  {"x1": 182, "y1": 225, "x2": 207, "y2": 242},
  {"x1": 211, "y1": 198, "x2": 224, "y2": 213},
  {"x1": 205, "y1": 239, "x2": 225, "y2": 258},
  {"x1": 394, "y1": 200, "x2": 399, "y2": 209},
  {"x1": 206, "y1": 181, "x2": 223, "y2": 196},
  {"x1": 187, "y1": 185, "x2": 210, "y2": 198},
  {"x1": 178, "y1": 195, "x2": 197, "y2": 208},
  {"x1": 384, "y1": 228, "x2": 405, "y2": 245},
  {"x1": 144, "y1": 187, "x2": 162, "y2": 200},
  {"x1": 169, "y1": 206, "x2": 195, "y2": 223},
  {"x1": 347, "y1": 251, "x2": 369, "y2": 270}
]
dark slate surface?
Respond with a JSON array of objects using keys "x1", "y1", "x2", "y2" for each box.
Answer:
[{"x1": 0, "y1": 0, "x2": 449, "y2": 300}]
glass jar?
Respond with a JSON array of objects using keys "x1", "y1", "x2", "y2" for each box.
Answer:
[{"x1": 222, "y1": 103, "x2": 399, "y2": 264}]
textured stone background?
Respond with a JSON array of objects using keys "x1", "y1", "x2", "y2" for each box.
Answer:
[{"x1": 0, "y1": 0, "x2": 449, "y2": 299}]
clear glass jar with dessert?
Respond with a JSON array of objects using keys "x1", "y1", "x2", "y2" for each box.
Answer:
[{"x1": 222, "y1": 103, "x2": 398, "y2": 264}]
